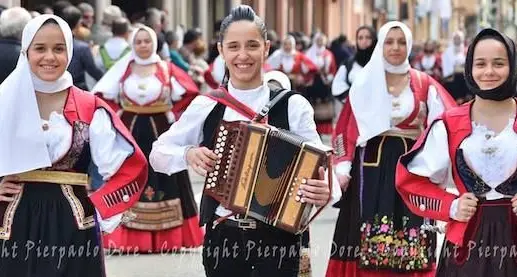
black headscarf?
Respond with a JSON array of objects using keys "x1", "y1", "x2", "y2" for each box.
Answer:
[
  {"x1": 354, "y1": 26, "x2": 377, "y2": 67},
  {"x1": 465, "y1": 28, "x2": 517, "y2": 101}
]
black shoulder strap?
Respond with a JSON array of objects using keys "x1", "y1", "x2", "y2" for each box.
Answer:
[
  {"x1": 344, "y1": 58, "x2": 355, "y2": 85},
  {"x1": 253, "y1": 82, "x2": 294, "y2": 122}
]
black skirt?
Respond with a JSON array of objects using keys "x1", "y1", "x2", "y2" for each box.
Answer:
[
  {"x1": 437, "y1": 198, "x2": 517, "y2": 276},
  {"x1": 329, "y1": 135, "x2": 436, "y2": 272},
  {"x1": 121, "y1": 112, "x2": 198, "y2": 226},
  {"x1": 0, "y1": 183, "x2": 104, "y2": 277}
]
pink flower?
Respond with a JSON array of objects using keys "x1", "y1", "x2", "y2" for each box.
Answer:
[
  {"x1": 397, "y1": 248, "x2": 404, "y2": 256},
  {"x1": 380, "y1": 224, "x2": 389, "y2": 233},
  {"x1": 409, "y1": 228, "x2": 417, "y2": 238}
]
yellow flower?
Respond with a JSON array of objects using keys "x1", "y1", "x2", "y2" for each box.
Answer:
[{"x1": 385, "y1": 236, "x2": 393, "y2": 244}]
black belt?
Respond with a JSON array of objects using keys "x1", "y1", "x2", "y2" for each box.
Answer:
[{"x1": 213, "y1": 215, "x2": 259, "y2": 230}]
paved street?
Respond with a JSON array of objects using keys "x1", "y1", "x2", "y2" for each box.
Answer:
[{"x1": 104, "y1": 136, "x2": 450, "y2": 277}]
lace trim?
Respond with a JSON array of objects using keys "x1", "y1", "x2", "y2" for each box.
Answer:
[
  {"x1": 60, "y1": 185, "x2": 95, "y2": 230},
  {"x1": 0, "y1": 184, "x2": 24, "y2": 240}
]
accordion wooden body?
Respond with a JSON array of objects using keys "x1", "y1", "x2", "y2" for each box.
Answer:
[{"x1": 204, "y1": 120, "x2": 333, "y2": 234}]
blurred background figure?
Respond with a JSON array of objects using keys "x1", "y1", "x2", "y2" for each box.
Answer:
[
  {"x1": 442, "y1": 30, "x2": 469, "y2": 104},
  {"x1": 0, "y1": 6, "x2": 31, "y2": 83},
  {"x1": 95, "y1": 17, "x2": 131, "y2": 72},
  {"x1": 62, "y1": 5, "x2": 104, "y2": 90},
  {"x1": 413, "y1": 40, "x2": 443, "y2": 81}
]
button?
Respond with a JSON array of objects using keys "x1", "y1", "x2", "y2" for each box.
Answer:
[
  {"x1": 123, "y1": 195, "x2": 130, "y2": 203},
  {"x1": 419, "y1": 204, "x2": 426, "y2": 211}
]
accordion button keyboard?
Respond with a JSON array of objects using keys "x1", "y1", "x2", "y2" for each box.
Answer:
[
  {"x1": 223, "y1": 130, "x2": 228, "y2": 135},
  {"x1": 295, "y1": 196, "x2": 301, "y2": 202},
  {"x1": 301, "y1": 178, "x2": 307, "y2": 184},
  {"x1": 222, "y1": 136, "x2": 227, "y2": 141}
]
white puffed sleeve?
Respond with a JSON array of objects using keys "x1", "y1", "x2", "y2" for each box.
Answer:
[
  {"x1": 426, "y1": 85, "x2": 446, "y2": 125},
  {"x1": 89, "y1": 108, "x2": 134, "y2": 232},
  {"x1": 150, "y1": 96, "x2": 217, "y2": 175},
  {"x1": 170, "y1": 76, "x2": 187, "y2": 101},
  {"x1": 332, "y1": 65, "x2": 350, "y2": 97},
  {"x1": 89, "y1": 108, "x2": 134, "y2": 181},
  {"x1": 407, "y1": 120, "x2": 452, "y2": 186}
]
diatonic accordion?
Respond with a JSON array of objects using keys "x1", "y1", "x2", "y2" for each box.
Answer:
[{"x1": 204, "y1": 120, "x2": 333, "y2": 234}]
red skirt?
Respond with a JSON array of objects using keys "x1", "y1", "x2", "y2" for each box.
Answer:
[{"x1": 102, "y1": 216, "x2": 204, "y2": 253}]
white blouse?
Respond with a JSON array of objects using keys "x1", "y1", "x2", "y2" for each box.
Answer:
[
  {"x1": 41, "y1": 109, "x2": 134, "y2": 232},
  {"x1": 407, "y1": 119, "x2": 517, "y2": 217},
  {"x1": 335, "y1": 85, "x2": 446, "y2": 177},
  {"x1": 122, "y1": 73, "x2": 187, "y2": 105},
  {"x1": 331, "y1": 62, "x2": 363, "y2": 97},
  {"x1": 150, "y1": 80, "x2": 342, "y2": 218}
]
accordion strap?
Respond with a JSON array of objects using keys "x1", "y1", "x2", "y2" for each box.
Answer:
[
  {"x1": 204, "y1": 87, "x2": 266, "y2": 123},
  {"x1": 298, "y1": 156, "x2": 334, "y2": 234},
  {"x1": 252, "y1": 87, "x2": 292, "y2": 122}
]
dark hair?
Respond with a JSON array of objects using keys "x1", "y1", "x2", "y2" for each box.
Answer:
[
  {"x1": 61, "y1": 6, "x2": 82, "y2": 31},
  {"x1": 219, "y1": 5, "x2": 267, "y2": 86},
  {"x1": 112, "y1": 17, "x2": 129, "y2": 36},
  {"x1": 35, "y1": 4, "x2": 52, "y2": 15},
  {"x1": 183, "y1": 28, "x2": 202, "y2": 45},
  {"x1": 218, "y1": 5, "x2": 266, "y2": 43},
  {"x1": 42, "y1": 18, "x2": 59, "y2": 26},
  {"x1": 52, "y1": 1, "x2": 72, "y2": 18}
]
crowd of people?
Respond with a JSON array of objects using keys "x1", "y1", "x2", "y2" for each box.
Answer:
[{"x1": 0, "y1": 2, "x2": 516, "y2": 277}]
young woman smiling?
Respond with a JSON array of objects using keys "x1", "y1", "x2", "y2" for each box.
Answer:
[
  {"x1": 0, "y1": 15, "x2": 147, "y2": 277},
  {"x1": 150, "y1": 5, "x2": 340, "y2": 277},
  {"x1": 397, "y1": 28, "x2": 517, "y2": 277}
]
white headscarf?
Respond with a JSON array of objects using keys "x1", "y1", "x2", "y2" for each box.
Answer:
[
  {"x1": 349, "y1": 21, "x2": 413, "y2": 146},
  {"x1": 92, "y1": 25, "x2": 161, "y2": 98},
  {"x1": 267, "y1": 35, "x2": 296, "y2": 70},
  {"x1": 305, "y1": 33, "x2": 328, "y2": 68},
  {"x1": 442, "y1": 30, "x2": 466, "y2": 78},
  {"x1": 0, "y1": 15, "x2": 74, "y2": 177},
  {"x1": 264, "y1": 70, "x2": 292, "y2": 90}
]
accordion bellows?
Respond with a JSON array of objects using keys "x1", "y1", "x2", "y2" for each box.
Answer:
[{"x1": 204, "y1": 120, "x2": 333, "y2": 234}]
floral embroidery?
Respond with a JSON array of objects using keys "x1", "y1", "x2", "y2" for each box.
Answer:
[{"x1": 359, "y1": 215, "x2": 433, "y2": 271}]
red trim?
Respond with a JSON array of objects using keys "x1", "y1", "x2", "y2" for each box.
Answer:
[
  {"x1": 102, "y1": 216, "x2": 204, "y2": 253},
  {"x1": 204, "y1": 87, "x2": 266, "y2": 123},
  {"x1": 317, "y1": 122, "x2": 333, "y2": 135},
  {"x1": 333, "y1": 100, "x2": 359, "y2": 163},
  {"x1": 204, "y1": 62, "x2": 219, "y2": 89},
  {"x1": 66, "y1": 87, "x2": 148, "y2": 219},
  {"x1": 168, "y1": 62, "x2": 199, "y2": 119}
]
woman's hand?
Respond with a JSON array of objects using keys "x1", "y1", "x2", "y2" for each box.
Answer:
[
  {"x1": 454, "y1": 193, "x2": 478, "y2": 222},
  {"x1": 299, "y1": 167, "x2": 331, "y2": 206},
  {"x1": 511, "y1": 193, "x2": 517, "y2": 215},
  {"x1": 0, "y1": 175, "x2": 22, "y2": 202},
  {"x1": 186, "y1": 147, "x2": 219, "y2": 177}
]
